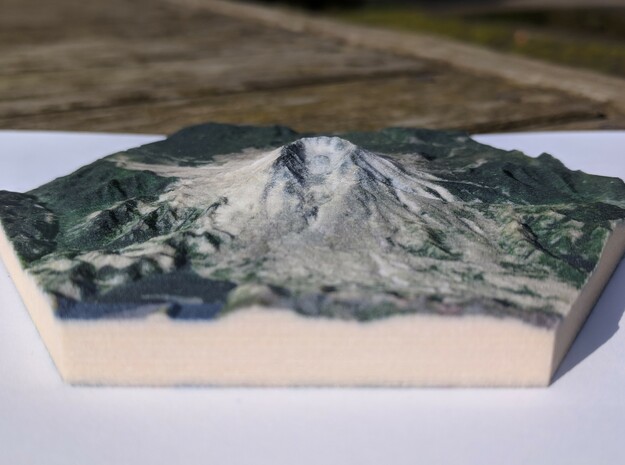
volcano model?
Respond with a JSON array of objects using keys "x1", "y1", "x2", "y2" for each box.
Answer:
[{"x1": 1, "y1": 123, "x2": 624, "y2": 386}]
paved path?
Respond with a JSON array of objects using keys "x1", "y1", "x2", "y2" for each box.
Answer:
[{"x1": 1, "y1": 0, "x2": 622, "y2": 135}]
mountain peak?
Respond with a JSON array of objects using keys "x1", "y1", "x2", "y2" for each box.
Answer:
[
  {"x1": 296, "y1": 136, "x2": 356, "y2": 157},
  {"x1": 273, "y1": 137, "x2": 359, "y2": 182}
]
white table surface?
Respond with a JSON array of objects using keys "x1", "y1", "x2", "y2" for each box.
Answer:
[{"x1": 1, "y1": 130, "x2": 624, "y2": 465}]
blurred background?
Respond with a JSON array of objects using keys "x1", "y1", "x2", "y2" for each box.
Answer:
[
  {"x1": 325, "y1": 0, "x2": 625, "y2": 77},
  {"x1": 1, "y1": 0, "x2": 624, "y2": 135}
]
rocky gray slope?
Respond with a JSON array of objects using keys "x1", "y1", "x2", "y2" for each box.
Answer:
[{"x1": 1, "y1": 123, "x2": 624, "y2": 327}]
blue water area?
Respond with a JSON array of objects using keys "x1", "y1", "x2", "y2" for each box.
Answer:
[
  {"x1": 166, "y1": 302, "x2": 223, "y2": 319},
  {"x1": 56, "y1": 299, "x2": 140, "y2": 319},
  {"x1": 54, "y1": 270, "x2": 236, "y2": 320}
]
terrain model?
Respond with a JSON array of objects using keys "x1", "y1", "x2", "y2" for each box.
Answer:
[{"x1": 1, "y1": 123, "x2": 624, "y2": 386}]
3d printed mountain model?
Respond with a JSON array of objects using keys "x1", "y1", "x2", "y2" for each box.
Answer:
[{"x1": 1, "y1": 123, "x2": 624, "y2": 386}]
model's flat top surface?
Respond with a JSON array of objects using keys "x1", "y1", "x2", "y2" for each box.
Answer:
[{"x1": 1, "y1": 131, "x2": 624, "y2": 465}]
